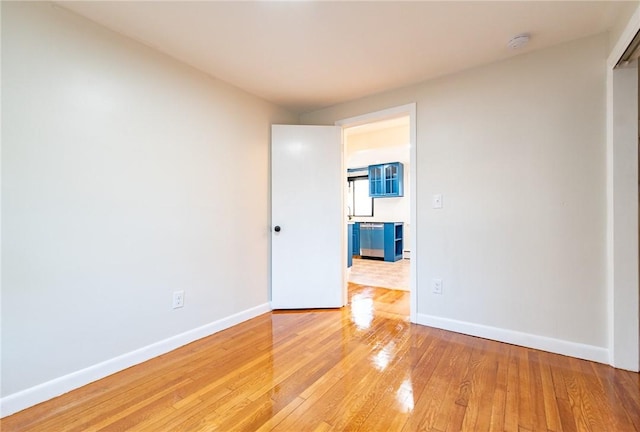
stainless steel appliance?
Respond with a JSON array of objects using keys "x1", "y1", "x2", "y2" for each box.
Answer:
[{"x1": 359, "y1": 223, "x2": 384, "y2": 258}]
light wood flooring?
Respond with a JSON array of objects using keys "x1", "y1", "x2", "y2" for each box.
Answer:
[
  {"x1": 349, "y1": 257, "x2": 410, "y2": 291},
  {"x1": 2, "y1": 284, "x2": 639, "y2": 431}
]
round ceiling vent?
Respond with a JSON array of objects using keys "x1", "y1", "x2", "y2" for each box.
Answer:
[{"x1": 508, "y1": 34, "x2": 531, "y2": 49}]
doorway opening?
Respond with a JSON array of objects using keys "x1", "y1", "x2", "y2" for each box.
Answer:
[
  {"x1": 336, "y1": 104, "x2": 417, "y2": 323},
  {"x1": 345, "y1": 117, "x2": 410, "y2": 290}
]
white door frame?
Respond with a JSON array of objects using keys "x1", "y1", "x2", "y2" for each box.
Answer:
[
  {"x1": 606, "y1": 5, "x2": 640, "y2": 371},
  {"x1": 336, "y1": 103, "x2": 418, "y2": 323}
]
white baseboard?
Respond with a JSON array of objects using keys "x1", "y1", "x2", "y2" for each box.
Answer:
[
  {"x1": 416, "y1": 313, "x2": 609, "y2": 364},
  {"x1": 0, "y1": 302, "x2": 272, "y2": 418}
]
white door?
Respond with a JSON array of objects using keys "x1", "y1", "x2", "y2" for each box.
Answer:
[{"x1": 271, "y1": 125, "x2": 344, "y2": 309}]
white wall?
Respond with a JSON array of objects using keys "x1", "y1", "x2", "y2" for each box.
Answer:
[
  {"x1": 302, "y1": 34, "x2": 610, "y2": 361},
  {"x1": 1, "y1": 0, "x2": 296, "y2": 407}
]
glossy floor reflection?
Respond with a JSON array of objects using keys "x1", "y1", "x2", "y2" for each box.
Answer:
[{"x1": 4, "y1": 284, "x2": 639, "y2": 431}]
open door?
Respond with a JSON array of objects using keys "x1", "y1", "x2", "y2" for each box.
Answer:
[{"x1": 271, "y1": 125, "x2": 344, "y2": 309}]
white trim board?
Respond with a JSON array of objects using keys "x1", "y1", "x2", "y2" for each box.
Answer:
[
  {"x1": 416, "y1": 314, "x2": 609, "y2": 365},
  {"x1": 0, "y1": 302, "x2": 272, "y2": 418}
]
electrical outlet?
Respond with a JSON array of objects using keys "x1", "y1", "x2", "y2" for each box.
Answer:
[
  {"x1": 172, "y1": 290, "x2": 185, "y2": 309},
  {"x1": 432, "y1": 278, "x2": 443, "y2": 294}
]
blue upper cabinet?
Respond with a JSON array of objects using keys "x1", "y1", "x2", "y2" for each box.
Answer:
[{"x1": 368, "y1": 162, "x2": 403, "y2": 197}]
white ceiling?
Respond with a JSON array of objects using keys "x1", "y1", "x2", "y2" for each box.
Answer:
[{"x1": 59, "y1": 1, "x2": 632, "y2": 114}]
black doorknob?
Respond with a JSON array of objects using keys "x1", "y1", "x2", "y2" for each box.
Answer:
[{"x1": 274, "y1": 226, "x2": 281, "y2": 232}]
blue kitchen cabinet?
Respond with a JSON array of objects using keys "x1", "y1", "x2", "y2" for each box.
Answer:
[
  {"x1": 368, "y1": 162, "x2": 403, "y2": 197},
  {"x1": 347, "y1": 223, "x2": 353, "y2": 267},
  {"x1": 368, "y1": 165, "x2": 384, "y2": 197},
  {"x1": 383, "y1": 222, "x2": 404, "y2": 262},
  {"x1": 352, "y1": 222, "x2": 360, "y2": 256},
  {"x1": 359, "y1": 222, "x2": 403, "y2": 262}
]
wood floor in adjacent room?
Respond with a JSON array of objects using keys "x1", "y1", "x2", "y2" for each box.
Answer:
[
  {"x1": 349, "y1": 257, "x2": 410, "y2": 291},
  {"x1": 3, "y1": 284, "x2": 639, "y2": 432}
]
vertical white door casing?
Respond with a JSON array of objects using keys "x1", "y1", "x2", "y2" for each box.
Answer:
[
  {"x1": 607, "y1": 4, "x2": 640, "y2": 371},
  {"x1": 271, "y1": 125, "x2": 344, "y2": 309}
]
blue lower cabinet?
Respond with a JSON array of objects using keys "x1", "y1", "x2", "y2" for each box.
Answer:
[
  {"x1": 358, "y1": 222, "x2": 403, "y2": 262},
  {"x1": 352, "y1": 222, "x2": 360, "y2": 256},
  {"x1": 347, "y1": 223, "x2": 353, "y2": 268},
  {"x1": 383, "y1": 222, "x2": 403, "y2": 262}
]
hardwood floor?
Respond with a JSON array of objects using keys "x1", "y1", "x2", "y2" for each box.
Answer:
[{"x1": 3, "y1": 283, "x2": 639, "y2": 431}]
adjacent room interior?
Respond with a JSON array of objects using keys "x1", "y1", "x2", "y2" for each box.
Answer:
[{"x1": 345, "y1": 116, "x2": 411, "y2": 294}]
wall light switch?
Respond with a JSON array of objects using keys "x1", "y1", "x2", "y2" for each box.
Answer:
[{"x1": 432, "y1": 194, "x2": 443, "y2": 209}]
